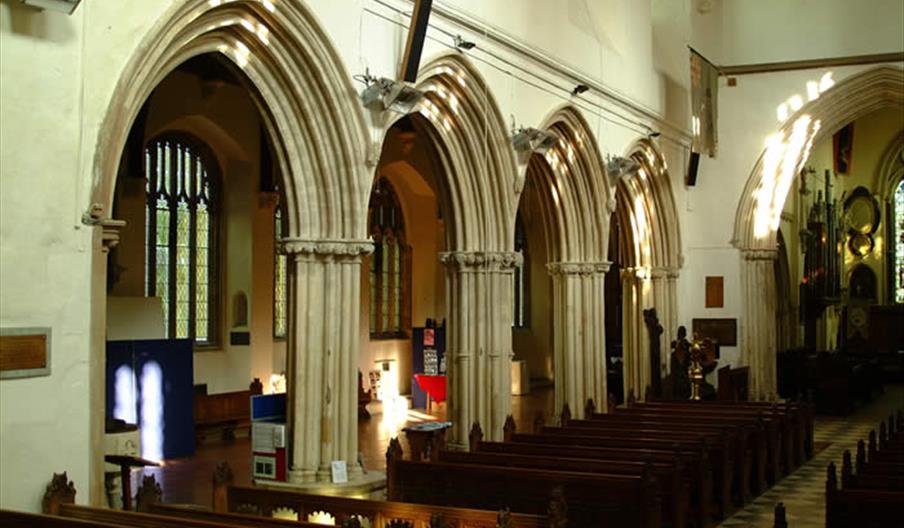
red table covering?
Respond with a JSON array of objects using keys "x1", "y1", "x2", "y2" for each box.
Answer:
[{"x1": 414, "y1": 374, "x2": 447, "y2": 403}]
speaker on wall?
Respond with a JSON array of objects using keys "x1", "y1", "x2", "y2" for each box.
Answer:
[{"x1": 686, "y1": 151, "x2": 701, "y2": 186}]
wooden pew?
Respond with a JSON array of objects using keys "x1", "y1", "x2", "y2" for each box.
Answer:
[
  {"x1": 0, "y1": 509, "x2": 123, "y2": 527},
  {"x1": 476, "y1": 439, "x2": 715, "y2": 527},
  {"x1": 717, "y1": 365, "x2": 750, "y2": 401},
  {"x1": 193, "y1": 379, "x2": 263, "y2": 443},
  {"x1": 438, "y1": 448, "x2": 690, "y2": 528},
  {"x1": 214, "y1": 462, "x2": 545, "y2": 527},
  {"x1": 509, "y1": 430, "x2": 732, "y2": 520},
  {"x1": 634, "y1": 399, "x2": 808, "y2": 472},
  {"x1": 597, "y1": 405, "x2": 774, "y2": 488},
  {"x1": 569, "y1": 413, "x2": 764, "y2": 499},
  {"x1": 826, "y1": 461, "x2": 904, "y2": 528},
  {"x1": 386, "y1": 440, "x2": 662, "y2": 527}
]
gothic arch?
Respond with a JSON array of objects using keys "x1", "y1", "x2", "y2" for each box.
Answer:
[
  {"x1": 93, "y1": 0, "x2": 370, "y2": 241},
  {"x1": 613, "y1": 138, "x2": 681, "y2": 401},
  {"x1": 386, "y1": 53, "x2": 520, "y2": 443},
  {"x1": 90, "y1": 0, "x2": 373, "y2": 489},
  {"x1": 732, "y1": 65, "x2": 903, "y2": 399},
  {"x1": 519, "y1": 105, "x2": 612, "y2": 416},
  {"x1": 733, "y1": 66, "x2": 904, "y2": 251}
]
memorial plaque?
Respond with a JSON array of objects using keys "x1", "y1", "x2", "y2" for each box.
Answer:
[
  {"x1": 705, "y1": 276, "x2": 724, "y2": 308},
  {"x1": 0, "y1": 328, "x2": 51, "y2": 379},
  {"x1": 692, "y1": 318, "x2": 737, "y2": 347}
]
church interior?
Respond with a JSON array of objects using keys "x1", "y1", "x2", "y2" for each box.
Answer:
[{"x1": 1, "y1": 0, "x2": 903, "y2": 526}]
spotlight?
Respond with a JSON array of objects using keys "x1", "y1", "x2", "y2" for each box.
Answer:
[
  {"x1": 512, "y1": 127, "x2": 558, "y2": 155},
  {"x1": 454, "y1": 35, "x2": 476, "y2": 51},
  {"x1": 647, "y1": 131, "x2": 662, "y2": 139},
  {"x1": 606, "y1": 155, "x2": 639, "y2": 179},
  {"x1": 20, "y1": 0, "x2": 81, "y2": 14},
  {"x1": 572, "y1": 84, "x2": 590, "y2": 96},
  {"x1": 359, "y1": 75, "x2": 425, "y2": 114}
]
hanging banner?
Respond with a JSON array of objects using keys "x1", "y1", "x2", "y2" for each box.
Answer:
[{"x1": 690, "y1": 48, "x2": 719, "y2": 158}]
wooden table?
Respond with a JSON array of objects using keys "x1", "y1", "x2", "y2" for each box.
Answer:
[{"x1": 104, "y1": 454, "x2": 159, "y2": 511}]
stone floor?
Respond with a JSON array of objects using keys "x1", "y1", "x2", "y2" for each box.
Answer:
[
  {"x1": 718, "y1": 384, "x2": 904, "y2": 528},
  {"x1": 136, "y1": 383, "x2": 903, "y2": 527}
]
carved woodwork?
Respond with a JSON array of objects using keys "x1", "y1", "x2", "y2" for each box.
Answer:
[
  {"x1": 502, "y1": 415, "x2": 516, "y2": 442},
  {"x1": 496, "y1": 508, "x2": 513, "y2": 528},
  {"x1": 546, "y1": 486, "x2": 567, "y2": 528},
  {"x1": 213, "y1": 461, "x2": 234, "y2": 513},
  {"x1": 42, "y1": 472, "x2": 76, "y2": 515},
  {"x1": 584, "y1": 398, "x2": 596, "y2": 417},
  {"x1": 559, "y1": 403, "x2": 571, "y2": 426},
  {"x1": 134, "y1": 474, "x2": 162, "y2": 512},
  {"x1": 468, "y1": 422, "x2": 484, "y2": 452}
]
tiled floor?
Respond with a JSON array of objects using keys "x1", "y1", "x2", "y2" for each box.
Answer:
[{"x1": 718, "y1": 384, "x2": 904, "y2": 528}]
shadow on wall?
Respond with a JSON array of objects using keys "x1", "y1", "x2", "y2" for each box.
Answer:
[{"x1": 0, "y1": 0, "x2": 78, "y2": 43}]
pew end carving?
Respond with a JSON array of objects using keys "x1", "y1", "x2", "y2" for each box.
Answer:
[
  {"x1": 135, "y1": 474, "x2": 162, "y2": 512},
  {"x1": 469, "y1": 422, "x2": 484, "y2": 452},
  {"x1": 42, "y1": 472, "x2": 76, "y2": 515},
  {"x1": 213, "y1": 461, "x2": 234, "y2": 513},
  {"x1": 503, "y1": 415, "x2": 516, "y2": 442}
]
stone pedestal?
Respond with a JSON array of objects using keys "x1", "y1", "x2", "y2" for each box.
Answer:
[
  {"x1": 440, "y1": 251, "x2": 518, "y2": 445},
  {"x1": 283, "y1": 238, "x2": 371, "y2": 484},
  {"x1": 547, "y1": 261, "x2": 610, "y2": 418},
  {"x1": 741, "y1": 249, "x2": 778, "y2": 401}
]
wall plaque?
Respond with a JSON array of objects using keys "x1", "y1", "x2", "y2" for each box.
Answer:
[
  {"x1": 705, "y1": 276, "x2": 724, "y2": 308},
  {"x1": 692, "y1": 318, "x2": 737, "y2": 347},
  {"x1": 0, "y1": 327, "x2": 51, "y2": 379}
]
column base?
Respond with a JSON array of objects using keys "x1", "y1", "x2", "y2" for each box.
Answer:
[{"x1": 257, "y1": 471, "x2": 387, "y2": 500}]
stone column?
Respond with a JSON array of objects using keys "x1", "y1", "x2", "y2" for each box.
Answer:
[
  {"x1": 547, "y1": 262, "x2": 610, "y2": 418},
  {"x1": 651, "y1": 267, "x2": 679, "y2": 376},
  {"x1": 741, "y1": 249, "x2": 778, "y2": 401},
  {"x1": 620, "y1": 267, "x2": 653, "y2": 402},
  {"x1": 440, "y1": 251, "x2": 519, "y2": 445},
  {"x1": 283, "y1": 238, "x2": 372, "y2": 484}
]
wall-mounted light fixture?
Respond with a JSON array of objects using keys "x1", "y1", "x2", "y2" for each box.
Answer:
[
  {"x1": 606, "y1": 155, "x2": 639, "y2": 179},
  {"x1": 512, "y1": 127, "x2": 557, "y2": 155},
  {"x1": 358, "y1": 74, "x2": 425, "y2": 114}
]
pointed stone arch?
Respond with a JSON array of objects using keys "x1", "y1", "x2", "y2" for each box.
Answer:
[
  {"x1": 732, "y1": 65, "x2": 904, "y2": 399},
  {"x1": 89, "y1": 0, "x2": 374, "y2": 489},
  {"x1": 519, "y1": 105, "x2": 612, "y2": 416},
  {"x1": 613, "y1": 138, "x2": 682, "y2": 401},
  {"x1": 391, "y1": 53, "x2": 520, "y2": 443}
]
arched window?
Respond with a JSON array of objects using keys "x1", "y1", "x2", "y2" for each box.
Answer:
[
  {"x1": 513, "y1": 213, "x2": 529, "y2": 328},
  {"x1": 894, "y1": 179, "x2": 904, "y2": 303},
  {"x1": 145, "y1": 136, "x2": 219, "y2": 345},
  {"x1": 369, "y1": 178, "x2": 410, "y2": 338},
  {"x1": 274, "y1": 207, "x2": 288, "y2": 338}
]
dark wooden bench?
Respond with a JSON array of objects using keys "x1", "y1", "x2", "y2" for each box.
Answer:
[
  {"x1": 634, "y1": 399, "x2": 810, "y2": 472},
  {"x1": 387, "y1": 440, "x2": 661, "y2": 527},
  {"x1": 597, "y1": 404, "x2": 774, "y2": 489},
  {"x1": 193, "y1": 379, "x2": 263, "y2": 443},
  {"x1": 475, "y1": 439, "x2": 714, "y2": 527},
  {"x1": 717, "y1": 365, "x2": 750, "y2": 401},
  {"x1": 826, "y1": 461, "x2": 904, "y2": 528},
  {"x1": 214, "y1": 461, "x2": 544, "y2": 527}
]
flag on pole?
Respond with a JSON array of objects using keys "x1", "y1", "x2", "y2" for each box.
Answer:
[{"x1": 690, "y1": 48, "x2": 719, "y2": 158}]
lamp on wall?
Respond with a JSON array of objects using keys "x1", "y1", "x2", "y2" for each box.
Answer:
[
  {"x1": 512, "y1": 127, "x2": 557, "y2": 155},
  {"x1": 453, "y1": 35, "x2": 476, "y2": 51},
  {"x1": 358, "y1": 74, "x2": 425, "y2": 114},
  {"x1": 20, "y1": 0, "x2": 81, "y2": 14},
  {"x1": 606, "y1": 155, "x2": 639, "y2": 179}
]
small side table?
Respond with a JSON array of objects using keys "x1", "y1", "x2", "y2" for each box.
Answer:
[
  {"x1": 104, "y1": 454, "x2": 160, "y2": 511},
  {"x1": 403, "y1": 421, "x2": 452, "y2": 461}
]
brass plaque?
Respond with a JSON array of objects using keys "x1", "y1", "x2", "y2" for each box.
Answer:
[{"x1": 0, "y1": 328, "x2": 51, "y2": 379}]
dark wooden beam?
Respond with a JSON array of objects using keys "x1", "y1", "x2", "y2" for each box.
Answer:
[
  {"x1": 399, "y1": 0, "x2": 433, "y2": 83},
  {"x1": 720, "y1": 51, "x2": 904, "y2": 76}
]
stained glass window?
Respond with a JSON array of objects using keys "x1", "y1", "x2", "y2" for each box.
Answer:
[
  {"x1": 895, "y1": 179, "x2": 904, "y2": 303},
  {"x1": 274, "y1": 208, "x2": 288, "y2": 339},
  {"x1": 513, "y1": 214, "x2": 528, "y2": 328},
  {"x1": 369, "y1": 178, "x2": 410, "y2": 338},
  {"x1": 145, "y1": 136, "x2": 218, "y2": 345}
]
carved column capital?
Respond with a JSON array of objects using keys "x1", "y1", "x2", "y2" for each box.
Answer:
[
  {"x1": 439, "y1": 251, "x2": 522, "y2": 271},
  {"x1": 621, "y1": 266, "x2": 652, "y2": 280},
  {"x1": 546, "y1": 261, "x2": 612, "y2": 275},
  {"x1": 279, "y1": 238, "x2": 373, "y2": 261},
  {"x1": 650, "y1": 266, "x2": 680, "y2": 279},
  {"x1": 741, "y1": 249, "x2": 779, "y2": 261}
]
